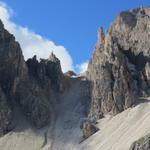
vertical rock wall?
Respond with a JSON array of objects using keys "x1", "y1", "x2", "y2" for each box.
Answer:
[{"x1": 87, "y1": 7, "x2": 150, "y2": 121}]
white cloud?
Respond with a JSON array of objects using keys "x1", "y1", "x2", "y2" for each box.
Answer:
[
  {"x1": 0, "y1": 2, "x2": 74, "y2": 72},
  {"x1": 76, "y1": 61, "x2": 88, "y2": 73}
]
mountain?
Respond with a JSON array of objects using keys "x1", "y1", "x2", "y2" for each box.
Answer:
[
  {"x1": 83, "y1": 6, "x2": 150, "y2": 150},
  {"x1": 87, "y1": 6, "x2": 150, "y2": 120},
  {"x1": 0, "y1": 6, "x2": 150, "y2": 150}
]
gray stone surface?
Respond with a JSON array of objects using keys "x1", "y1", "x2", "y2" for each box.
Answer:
[
  {"x1": 0, "y1": 86, "x2": 13, "y2": 135},
  {"x1": 87, "y1": 7, "x2": 150, "y2": 121},
  {"x1": 0, "y1": 20, "x2": 65, "y2": 132},
  {"x1": 0, "y1": 21, "x2": 26, "y2": 134},
  {"x1": 81, "y1": 120, "x2": 99, "y2": 139},
  {"x1": 130, "y1": 134, "x2": 150, "y2": 150}
]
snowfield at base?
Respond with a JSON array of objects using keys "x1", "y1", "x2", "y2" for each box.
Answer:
[{"x1": 1, "y1": 96, "x2": 150, "y2": 150}]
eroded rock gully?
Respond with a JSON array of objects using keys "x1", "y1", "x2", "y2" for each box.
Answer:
[{"x1": 0, "y1": 6, "x2": 150, "y2": 150}]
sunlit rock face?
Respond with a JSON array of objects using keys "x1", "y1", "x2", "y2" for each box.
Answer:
[{"x1": 87, "y1": 7, "x2": 150, "y2": 121}]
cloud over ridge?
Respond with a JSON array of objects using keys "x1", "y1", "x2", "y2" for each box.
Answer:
[
  {"x1": 0, "y1": 2, "x2": 74, "y2": 72},
  {"x1": 76, "y1": 61, "x2": 88, "y2": 73}
]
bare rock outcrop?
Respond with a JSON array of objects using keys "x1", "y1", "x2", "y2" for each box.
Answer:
[
  {"x1": 21, "y1": 53, "x2": 63, "y2": 128},
  {"x1": 87, "y1": 7, "x2": 150, "y2": 121},
  {"x1": 130, "y1": 134, "x2": 150, "y2": 150},
  {"x1": 81, "y1": 120, "x2": 99, "y2": 139},
  {"x1": 0, "y1": 20, "x2": 65, "y2": 132},
  {"x1": 0, "y1": 21, "x2": 26, "y2": 134},
  {"x1": 0, "y1": 86, "x2": 13, "y2": 135}
]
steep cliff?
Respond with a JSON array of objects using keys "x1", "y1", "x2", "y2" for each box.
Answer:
[
  {"x1": 0, "y1": 20, "x2": 66, "y2": 133},
  {"x1": 0, "y1": 6, "x2": 150, "y2": 150},
  {"x1": 0, "y1": 21, "x2": 26, "y2": 134},
  {"x1": 87, "y1": 7, "x2": 150, "y2": 121}
]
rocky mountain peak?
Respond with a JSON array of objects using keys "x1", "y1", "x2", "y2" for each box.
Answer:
[
  {"x1": 97, "y1": 27, "x2": 105, "y2": 44},
  {"x1": 87, "y1": 6, "x2": 150, "y2": 121},
  {"x1": 0, "y1": 6, "x2": 150, "y2": 150},
  {"x1": 0, "y1": 21, "x2": 65, "y2": 133},
  {"x1": 48, "y1": 52, "x2": 59, "y2": 62}
]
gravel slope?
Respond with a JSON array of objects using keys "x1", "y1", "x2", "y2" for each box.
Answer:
[
  {"x1": 0, "y1": 78, "x2": 86, "y2": 150},
  {"x1": 1, "y1": 80, "x2": 150, "y2": 150},
  {"x1": 80, "y1": 98, "x2": 150, "y2": 150}
]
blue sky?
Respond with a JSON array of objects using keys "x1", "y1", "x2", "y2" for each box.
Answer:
[{"x1": 1, "y1": 0, "x2": 150, "y2": 72}]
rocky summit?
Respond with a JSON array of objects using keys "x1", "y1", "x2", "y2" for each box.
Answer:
[
  {"x1": 87, "y1": 6, "x2": 150, "y2": 121},
  {"x1": 0, "y1": 6, "x2": 150, "y2": 150},
  {"x1": 0, "y1": 19, "x2": 67, "y2": 133}
]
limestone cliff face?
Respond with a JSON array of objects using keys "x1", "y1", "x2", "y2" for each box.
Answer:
[
  {"x1": 0, "y1": 20, "x2": 65, "y2": 133},
  {"x1": 1, "y1": 7, "x2": 150, "y2": 147},
  {"x1": 87, "y1": 7, "x2": 150, "y2": 121},
  {"x1": 21, "y1": 53, "x2": 63, "y2": 128},
  {"x1": 0, "y1": 21, "x2": 27, "y2": 134}
]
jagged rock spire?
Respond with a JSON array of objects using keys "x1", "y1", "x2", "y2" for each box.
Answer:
[
  {"x1": 48, "y1": 51, "x2": 60, "y2": 63},
  {"x1": 87, "y1": 7, "x2": 150, "y2": 121},
  {"x1": 98, "y1": 27, "x2": 105, "y2": 44}
]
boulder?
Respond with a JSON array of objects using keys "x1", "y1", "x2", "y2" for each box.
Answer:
[
  {"x1": 81, "y1": 121, "x2": 99, "y2": 139},
  {"x1": 130, "y1": 134, "x2": 150, "y2": 150}
]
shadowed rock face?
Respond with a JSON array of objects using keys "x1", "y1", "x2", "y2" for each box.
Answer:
[
  {"x1": 0, "y1": 22, "x2": 26, "y2": 98},
  {"x1": 26, "y1": 53, "x2": 63, "y2": 92},
  {"x1": 0, "y1": 86, "x2": 12, "y2": 135},
  {"x1": 22, "y1": 53, "x2": 63, "y2": 128},
  {"x1": 0, "y1": 7, "x2": 150, "y2": 149},
  {"x1": 0, "y1": 21, "x2": 27, "y2": 134},
  {"x1": 0, "y1": 20, "x2": 64, "y2": 133},
  {"x1": 87, "y1": 7, "x2": 150, "y2": 121}
]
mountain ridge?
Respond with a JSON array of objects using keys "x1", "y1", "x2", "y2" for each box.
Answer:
[{"x1": 0, "y1": 6, "x2": 150, "y2": 150}]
